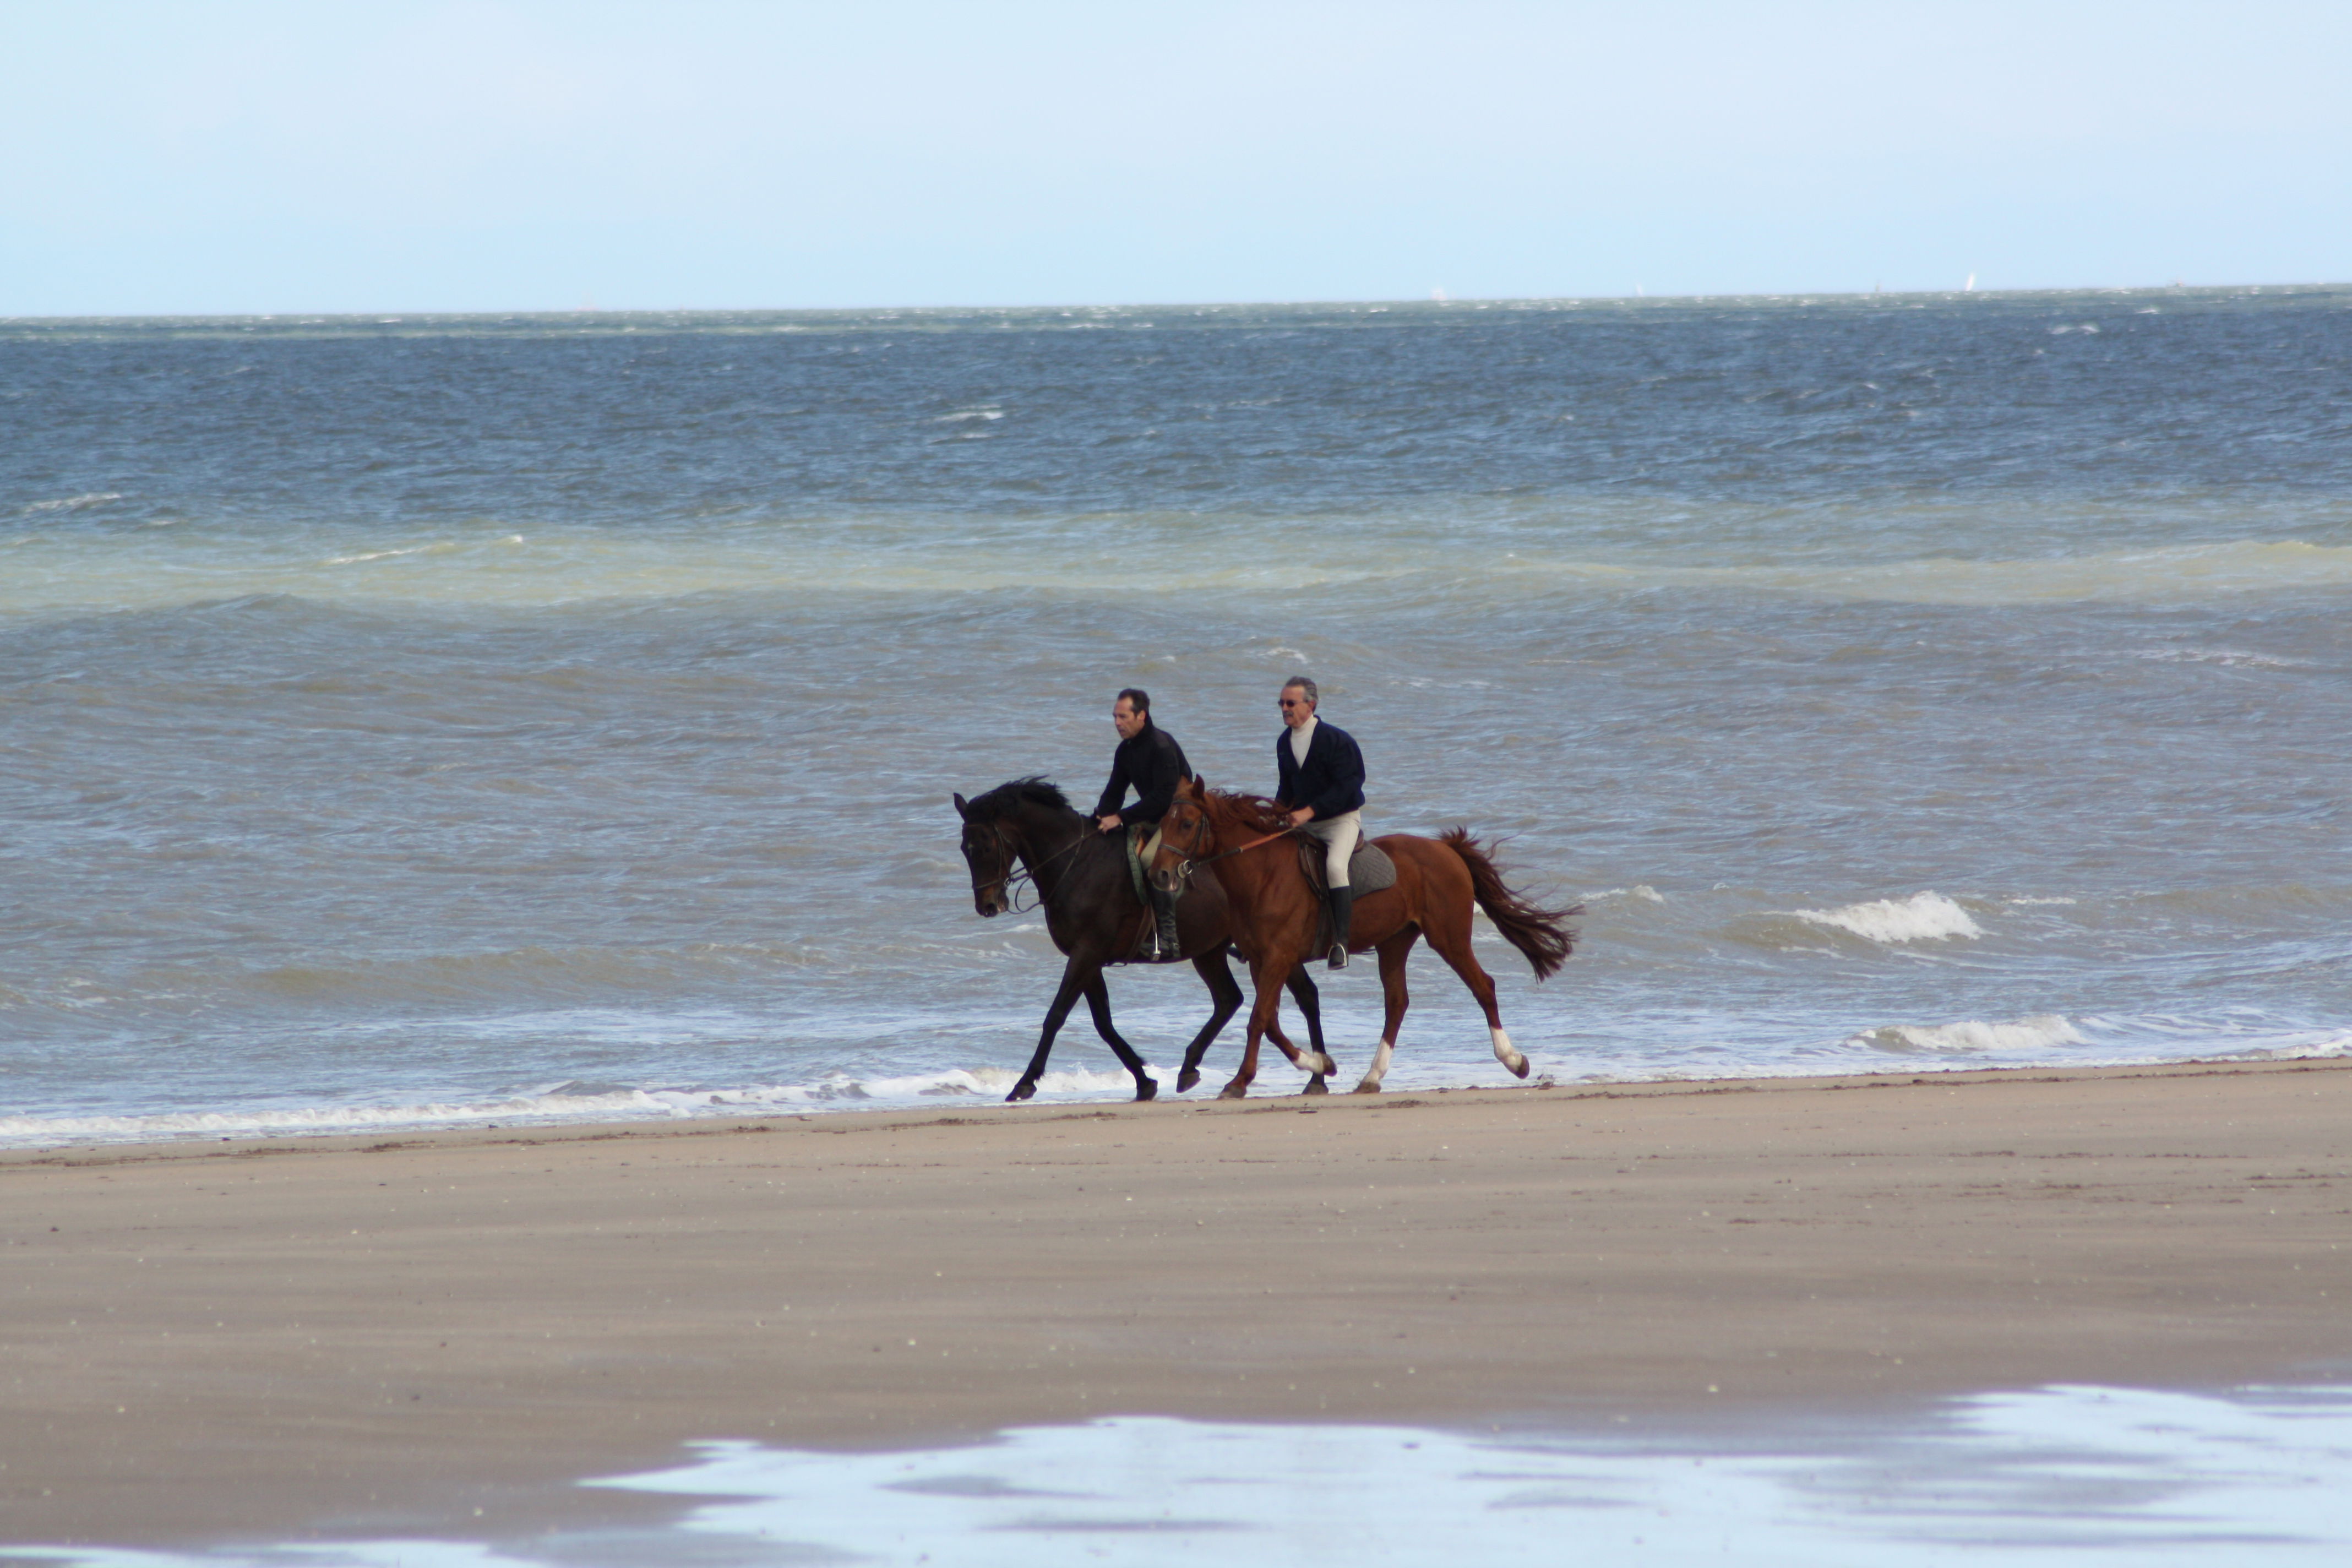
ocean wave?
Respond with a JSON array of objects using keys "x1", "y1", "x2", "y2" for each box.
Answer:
[
  {"x1": 2133, "y1": 647, "x2": 2311, "y2": 669},
  {"x1": 18, "y1": 492, "x2": 125, "y2": 515},
  {"x1": 2208, "y1": 1033, "x2": 2352, "y2": 1063},
  {"x1": 1849, "y1": 1015, "x2": 2086, "y2": 1054},
  {"x1": 9, "y1": 523, "x2": 2349, "y2": 616},
  {"x1": 0, "y1": 1064, "x2": 1155, "y2": 1148},
  {"x1": 1791, "y1": 891, "x2": 1981, "y2": 944}
]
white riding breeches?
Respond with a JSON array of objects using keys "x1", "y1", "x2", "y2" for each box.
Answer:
[{"x1": 1297, "y1": 810, "x2": 1363, "y2": 888}]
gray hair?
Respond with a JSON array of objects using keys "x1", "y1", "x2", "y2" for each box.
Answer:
[{"x1": 1282, "y1": 676, "x2": 1319, "y2": 705}]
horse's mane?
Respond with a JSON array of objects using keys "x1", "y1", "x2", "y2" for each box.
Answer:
[
  {"x1": 1199, "y1": 787, "x2": 1292, "y2": 835},
  {"x1": 963, "y1": 776, "x2": 1074, "y2": 821}
]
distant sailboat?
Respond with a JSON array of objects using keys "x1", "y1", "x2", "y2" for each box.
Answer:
[{"x1": 1964, "y1": 273, "x2": 1976, "y2": 292}]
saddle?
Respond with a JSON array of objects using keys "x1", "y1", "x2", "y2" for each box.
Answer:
[
  {"x1": 1117, "y1": 822, "x2": 1182, "y2": 965},
  {"x1": 1299, "y1": 835, "x2": 1396, "y2": 956},
  {"x1": 1297, "y1": 835, "x2": 1397, "y2": 897}
]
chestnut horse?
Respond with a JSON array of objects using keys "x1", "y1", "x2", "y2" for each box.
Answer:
[{"x1": 1151, "y1": 777, "x2": 1577, "y2": 1098}]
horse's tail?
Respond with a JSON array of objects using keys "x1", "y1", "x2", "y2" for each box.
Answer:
[{"x1": 1441, "y1": 829, "x2": 1579, "y2": 981}]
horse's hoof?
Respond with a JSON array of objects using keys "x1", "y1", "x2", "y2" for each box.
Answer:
[
  {"x1": 1315, "y1": 1053, "x2": 1338, "y2": 1076},
  {"x1": 1177, "y1": 1068, "x2": 1200, "y2": 1093},
  {"x1": 1508, "y1": 1055, "x2": 1531, "y2": 1080},
  {"x1": 1006, "y1": 1079, "x2": 1037, "y2": 1103},
  {"x1": 1218, "y1": 1082, "x2": 1248, "y2": 1100},
  {"x1": 1351, "y1": 1080, "x2": 1382, "y2": 1095},
  {"x1": 1135, "y1": 1077, "x2": 1158, "y2": 1102},
  {"x1": 1303, "y1": 1077, "x2": 1329, "y2": 1097}
]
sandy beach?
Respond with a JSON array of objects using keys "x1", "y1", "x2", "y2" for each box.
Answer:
[{"x1": 7, "y1": 1057, "x2": 2349, "y2": 1547}]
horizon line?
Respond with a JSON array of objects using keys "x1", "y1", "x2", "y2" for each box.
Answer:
[{"x1": 6, "y1": 279, "x2": 2346, "y2": 326}]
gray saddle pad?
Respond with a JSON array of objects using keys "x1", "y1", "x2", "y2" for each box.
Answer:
[{"x1": 1298, "y1": 835, "x2": 1397, "y2": 897}]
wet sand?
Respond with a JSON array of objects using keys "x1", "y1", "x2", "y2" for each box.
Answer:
[{"x1": 7, "y1": 1057, "x2": 2350, "y2": 1547}]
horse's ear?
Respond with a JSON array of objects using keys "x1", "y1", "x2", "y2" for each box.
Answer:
[
  {"x1": 952, "y1": 793, "x2": 970, "y2": 819},
  {"x1": 1184, "y1": 776, "x2": 1205, "y2": 798}
]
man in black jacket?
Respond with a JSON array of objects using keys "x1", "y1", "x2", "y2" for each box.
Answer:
[
  {"x1": 1273, "y1": 676, "x2": 1366, "y2": 968},
  {"x1": 1095, "y1": 687, "x2": 1191, "y2": 960}
]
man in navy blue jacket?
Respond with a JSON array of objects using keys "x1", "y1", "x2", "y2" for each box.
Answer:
[{"x1": 1273, "y1": 676, "x2": 1366, "y2": 968}]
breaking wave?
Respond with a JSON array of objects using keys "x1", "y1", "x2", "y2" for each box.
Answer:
[
  {"x1": 0, "y1": 1064, "x2": 1154, "y2": 1148},
  {"x1": 1850, "y1": 1015, "x2": 2087, "y2": 1055},
  {"x1": 1792, "y1": 892, "x2": 1983, "y2": 944}
]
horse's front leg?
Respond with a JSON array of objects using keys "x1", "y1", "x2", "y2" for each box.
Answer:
[
  {"x1": 1221, "y1": 955, "x2": 1314, "y2": 1099},
  {"x1": 1081, "y1": 975, "x2": 1157, "y2": 1102},
  {"x1": 1010, "y1": 956, "x2": 1092, "y2": 1102}
]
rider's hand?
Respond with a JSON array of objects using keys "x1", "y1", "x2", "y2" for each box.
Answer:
[
  {"x1": 1288, "y1": 808, "x2": 1313, "y2": 827},
  {"x1": 1097, "y1": 814, "x2": 1123, "y2": 833}
]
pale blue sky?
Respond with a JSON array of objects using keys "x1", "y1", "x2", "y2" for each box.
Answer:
[{"x1": 3, "y1": 1, "x2": 2345, "y2": 315}]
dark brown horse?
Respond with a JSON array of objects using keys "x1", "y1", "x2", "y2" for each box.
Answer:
[
  {"x1": 1151, "y1": 776, "x2": 1577, "y2": 1098},
  {"x1": 955, "y1": 779, "x2": 1329, "y2": 1102}
]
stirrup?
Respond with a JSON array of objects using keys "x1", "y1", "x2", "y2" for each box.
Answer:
[{"x1": 1326, "y1": 943, "x2": 1348, "y2": 970}]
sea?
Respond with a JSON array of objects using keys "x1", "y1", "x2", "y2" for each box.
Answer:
[{"x1": 3, "y1": 286, "x2": 2347, "y2": 1145}]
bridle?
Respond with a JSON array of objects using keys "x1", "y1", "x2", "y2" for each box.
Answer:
[
  {"x1": 1152, "y1": 799, "x2": 1298, "y2": 890},
  {"x1": 967, "y1": 816, "x2": 1091, "y2": 914}
]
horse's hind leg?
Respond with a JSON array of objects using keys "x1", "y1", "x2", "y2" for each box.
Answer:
[
  {"x1": 1422, "y1": 903, "x2": 1528, "y2": 1079},
  {"x1": 1264, "y1": 1006, "x2": 1326, "y2": 1095},
  {"x1": 1177, "y1": 952, "x2": 1244, "y2": 1095},
  {"x1": 1081, "y1": 977, "x2": 1158, "y2": 1101},
  {"x1": 1284, "y1": 968, "x2": 1335, "y2": 1093},
  {"x1": 1354, "y1": 930, "x2": 1419, "y2": 1094}
]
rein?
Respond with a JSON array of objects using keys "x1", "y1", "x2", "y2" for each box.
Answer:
[
  {"x1": 1194, "y1": 823, "x2": 1299, "y2": 867},
  {"x1": 1161, "y1": 815, "x2": 1299, "y2": 878},
  {"x1": 992, "y1": 819, "x2": 1093, "y2": 912}
]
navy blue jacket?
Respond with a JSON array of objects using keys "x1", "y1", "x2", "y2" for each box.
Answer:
[
  {"x1": 1275, "y1": 720, "x2": 1366, "y2": 821},
  {"x1": 1095, "y1": 720, "x2": 1193, "y2": 825}
]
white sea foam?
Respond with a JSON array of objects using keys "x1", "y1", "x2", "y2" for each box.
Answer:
[
  {"x1": 1851, "y1": 1014, "x2": 2086, "y2": 1054},
  {"x1": 1588, "y1": 884, "x2": 1666, "y2": 903},
  {"x1": 0, "y1": 1064, "x2": 1159, "y2": 1148},
  {"x1": 19, "y1": 491, "x2": 126, "y2": 514},
  {"x1": 2007, "y1": 895, "x2": 2078, "y2": 906},
  {"x1": 324, "y1": 545, "x2": 440, "y2": 565},
  {"x1": 2212, "y1": 1033, "x2": 2352, "y2": 1062},
  {"x1": 2135, "y1": 647, "x2": 2310, "y2": 669},
  {"x1": 1792, "y1": 891, "x2": 1981, "y2": 943}
]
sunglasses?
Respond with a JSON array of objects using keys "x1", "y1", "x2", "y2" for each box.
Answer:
[{"x1": 1278, "y1": 698, "x2": 1306, "y2": 707}]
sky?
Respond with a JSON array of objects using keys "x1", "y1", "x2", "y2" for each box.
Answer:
[{"x1": 2, "y1": 0, "x2": 2346, "y2": 315}]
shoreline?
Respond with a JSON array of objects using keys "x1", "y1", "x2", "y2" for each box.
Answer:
[
  {"x1": 8, "y1": 1057, "x2": 2349, "y2": 1546},
  {"x1": 9, "y1": 1044, "x2": 2343, "y2": 1159}
]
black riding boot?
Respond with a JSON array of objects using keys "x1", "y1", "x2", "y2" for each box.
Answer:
[
  {"x1": 1149, "y1": 884, "x2": 1182, "y2": 961},
  {"x1": 1326, "y1": 885, "x2": 1354, "y2": 970}
]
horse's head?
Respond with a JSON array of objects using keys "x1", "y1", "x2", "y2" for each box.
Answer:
[
  {"x1": 1150, "y1": 776, "x2": 1217, "y2": 893},
  {"x1": 952, "y1": 791, "x2": 1016, "y2": 917}
]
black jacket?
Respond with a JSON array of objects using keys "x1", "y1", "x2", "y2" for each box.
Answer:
[
  {"x1": 1275, "y1": 720, "x2": 1366, "y2": 821},
  {"x1": 1095, "y1": 720, "x2": 1193, "y2": 825}
]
